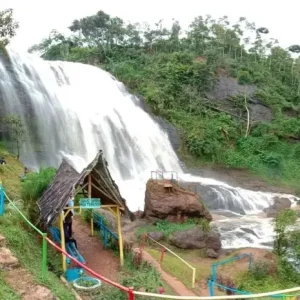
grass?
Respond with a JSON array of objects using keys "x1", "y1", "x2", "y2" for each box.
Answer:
[
  {"x1": 0, "y1": 208, "x2": 75, "y2": 299},
  {"x1": 79, "y1": 252, "x2": 175, "y2": 300},
  {"x1": 147, "y1": 247, "x2": 197, "y2": 289},
  {"x1": 136, "y1": 219, "x2": 210, "y2": 239},
  {"x1": 0, "y1": 143, "x2": 23, "y2": 200},
  {"x1": 0, "y1": 143, "x2": 75, "y2": 299}
]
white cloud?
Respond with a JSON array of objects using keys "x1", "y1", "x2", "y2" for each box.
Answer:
[{"x1": 1, "y1": 0, "x2": 299, "y2": 52}]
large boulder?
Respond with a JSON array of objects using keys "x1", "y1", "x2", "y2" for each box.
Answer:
[
  {"x1": 263, "y1": 197, "x2": 292, "y2": 217},
  {"x1": 205, "y1": 232, "x2": 222, "y2": 251},
  {"x1": 169, "y1": 228, "x2": 206, "y2": 249},
  {"x1": 144, "y1": 180, "x2": 212, "y2": 222},
  {"x1": 169, "y1": 227, "x2": 222, "y2": 254},
  {"x1": 148, "y1": 232, "x2": 165, "y2": 241}
]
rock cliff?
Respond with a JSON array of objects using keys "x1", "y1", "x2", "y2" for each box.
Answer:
[{"x1": 144, "y1": 179, "x2": 212, "y2": 222}]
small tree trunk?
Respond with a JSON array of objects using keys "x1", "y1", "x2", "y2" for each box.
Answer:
[
  {"x1": 16, "y1": 140, "x2": 20, "y2": 160},
  {"x1": 244, "y1": 95, "x2": 250, "y2": 137}
]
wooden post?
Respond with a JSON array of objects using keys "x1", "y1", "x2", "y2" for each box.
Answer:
[
  {"x1": 160, "y1": 247, "x2": 165, "y2": 265},
  {"x1": 59, "y1": 211, "x2": 67, "y2": 273},
  {"x1": 88, "y1": 174, "x2": 94, "y2": 237},
  {"x1": 116, "y1": 206, "x2": 124, "y2": 266}
]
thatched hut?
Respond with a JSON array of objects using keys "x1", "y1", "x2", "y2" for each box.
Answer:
[{"x1": 37, "y1": 150, "x2": 130, "y2": 266}]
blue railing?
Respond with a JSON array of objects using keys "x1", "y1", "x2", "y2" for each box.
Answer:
[
  {"x1": 93, "y1": 212, "x2": 118, "y2": 248},
  {"x1": 209, "y1": 281, "x2": 285, "y2": 299}
]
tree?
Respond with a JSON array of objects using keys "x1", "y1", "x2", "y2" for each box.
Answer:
[
  {"x1": 0, "y1": 8, "x2": 19, "y2": 46},
  {"x1": 3, "y1": 116, "x2": 26, "y2": 160},
  {"x1": 273, "y1": 209, "x2": 297, "y2": 256}
]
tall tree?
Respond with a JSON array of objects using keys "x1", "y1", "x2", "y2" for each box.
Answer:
[
  {"x1": 0, "y1": 8, "x2": 19, "y2": 46},
  {"x1": 3, "y1": 116, "x2": 26, "y2": 160}
]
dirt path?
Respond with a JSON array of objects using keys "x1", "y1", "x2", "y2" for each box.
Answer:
[
  {"x1": 72, "y1": 217, "x2": 119, "y2": 281},
  {"x1": 135, "y1": 248, "x2": 199, "y2": 297}
]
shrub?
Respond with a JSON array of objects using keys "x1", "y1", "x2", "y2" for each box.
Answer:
[
  {"x1": 237, "y1": 70, "x2": 253, "y2": 85},
  {"x1": 249, "y1": 260, "x2": 277, "y2": 280},
  {"x1": 21, "y1": 167, "x2": 56, "y2": 222}
]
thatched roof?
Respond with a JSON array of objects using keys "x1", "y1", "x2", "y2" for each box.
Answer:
[{"x1": 38, "y1": 150, "x2": 129, "y2": 226}]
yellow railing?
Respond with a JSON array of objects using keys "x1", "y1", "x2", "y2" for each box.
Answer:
[{"x1": 146, "y1": 234, "x2": 196, "y2": 288}]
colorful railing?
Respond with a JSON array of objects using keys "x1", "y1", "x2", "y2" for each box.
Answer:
[
  {"x1": 93, "y1": 212, "x2": 118, "y2": 248},
  {"x1": 2, "y1": 183, "x2": 300, "y2": 299}
]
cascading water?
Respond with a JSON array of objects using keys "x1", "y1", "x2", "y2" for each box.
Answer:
[
  {"x1": 0, "y1": 50, "x2": 182, "y2": 211},
  {"x1": 0, "y1": 50, "x2": 298, "y2": 249}
]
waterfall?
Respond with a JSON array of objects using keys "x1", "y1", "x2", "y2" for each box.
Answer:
[
  {"x1": 0, "y1": 50, "x2": 181, "y2": 211},
  {"x1": 0, "y1": 50, "x2": 298, "y2": 249}
]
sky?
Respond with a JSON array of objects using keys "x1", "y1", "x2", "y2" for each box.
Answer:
[{"x1": 0, "y1": 0, "x2": 299, "y2": 52}]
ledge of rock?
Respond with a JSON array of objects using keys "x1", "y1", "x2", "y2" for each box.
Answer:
[
  {"x1": 263, "y1": 197, "x2": 292, "y2": 217},
  {"x1": 0, "y1": 247, "x2": 19, "y2": 269},
  {"x1": 144, "y1": 179, "x2": 212, "y2": 222}
]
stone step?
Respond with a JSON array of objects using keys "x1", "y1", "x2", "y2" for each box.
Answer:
[
  {"x1": 0, "y1": 247, "x2": 19, "y2": 269},
  {"x1": 0, "y1": 234, "x2": 6, "y2": 247}
]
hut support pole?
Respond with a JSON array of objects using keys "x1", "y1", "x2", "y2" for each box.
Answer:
[
  {"x1": 59, "y1": 212, "x2": 67, "y2": 273},
  {"x1": 88, "y1": 174, "x2": 94, "y2": 237},
  {"x1": 116, "y1": 206, "x2": 124, "y2": 266}
]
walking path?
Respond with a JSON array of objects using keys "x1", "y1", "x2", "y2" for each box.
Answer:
[{"x1": 72, "y1": 217, "x2": 119, "y2": 281}]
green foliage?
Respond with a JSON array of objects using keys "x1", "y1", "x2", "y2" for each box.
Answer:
[
  {"x1": 237, "y1": 70, "x2": 253, "y2": 84},
  {"x1": 1, "y1": 116, "x2": 26, "y2": 159},
  {"x1": 0, "y1": 208, "x2": 75, "y2": 299},
  {"x1": 86, "y1": 252, "x2": 168, "y2": 300},
  {"x1": 0, "y1": 8, "x2": 19, "y2": 46},
  {"x1": 249, "y1": 260, "x2": 276, "y2": 280},
  {"x1": 273, "y1": 209, "x2": 297, "y2": 256},
  {"x1": 136, "y1": 219, "x2": 210, "y2": 238},
  {"x1": 29, "y1": 11, "x2": 300, "y2": 189},
  {"x1": 21, "y1": 167, "x2": 56, "y2": 222}
]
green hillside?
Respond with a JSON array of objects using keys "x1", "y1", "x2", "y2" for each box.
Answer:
[{"x1": 29, "y1": 12, "x2": 300, "y2": 192}]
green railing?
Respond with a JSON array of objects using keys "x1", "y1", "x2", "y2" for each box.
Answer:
[{"x1": 0, "y1": 184, "x2": 47, "y2": 279}]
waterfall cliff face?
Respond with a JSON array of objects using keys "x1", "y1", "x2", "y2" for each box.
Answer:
[
  {"x1": 0, "y1": 50, "x2": 297, "y2": 249},
  {"x1": 0, "y1": 50, "x2": 182, "y2": 210}
]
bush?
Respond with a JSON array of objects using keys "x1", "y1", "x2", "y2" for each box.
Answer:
[
  {"x1": 249, "y1": 260, "x2": 277, "y2": 280},
  {"x1": 21, "y1": 167, "x2": 56, "y2": 222},
  {"x1": 237, "y1": 70, "x2": 253, "y2": 85}
]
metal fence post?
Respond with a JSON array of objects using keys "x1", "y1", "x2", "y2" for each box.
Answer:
[
  {"x1": 42, "y1": 233, "x2": 48, "y2": 279},
  {"x1": 0, "y1": 184, "x2": 5, "y2": 216},
  {"x1": 248, "y1": 254, "x2": 252, "y2": 269},
  {"x1": 208, "y1": 280, "x2": 214, "y2": 296},
  {"x1": 128, "y1": 287, "x2": 135, "y2": 300}
]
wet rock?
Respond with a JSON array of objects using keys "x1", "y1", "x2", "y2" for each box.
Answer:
[
  {"x1": 263, "y1": 197, "x2": 292, "y2": 217},
  {"x1": 144, "y1": 180, "x2": 212, "y2": 222},
  {"x1": 148, "y1": 232, "x2": 164, "y2": 241},
  {"x1": 206, "y1": 232, "x2": 222, "y2": 251},
  {"x1": 206, "y1": 248, "x2": 219, "y2": 258}
]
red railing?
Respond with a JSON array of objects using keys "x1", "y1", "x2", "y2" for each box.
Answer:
[{"x1": 46, "y1": 237, "x2": 134, "y2": 299}]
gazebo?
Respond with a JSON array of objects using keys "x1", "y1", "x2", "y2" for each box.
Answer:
[{"x1": 37, "y1": 150, "x2": 129, "y2": 270}]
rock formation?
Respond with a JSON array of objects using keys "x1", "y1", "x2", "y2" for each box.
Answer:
[
  {"x1": 169, "y1": 227, "x2": 222, "y2": 257},
  {"x1": 263, "y1": 197, "x2": 292, "y2": 217},
  {"x1": 144, "y1": 179, "x2": 212, "y2": 222}
]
